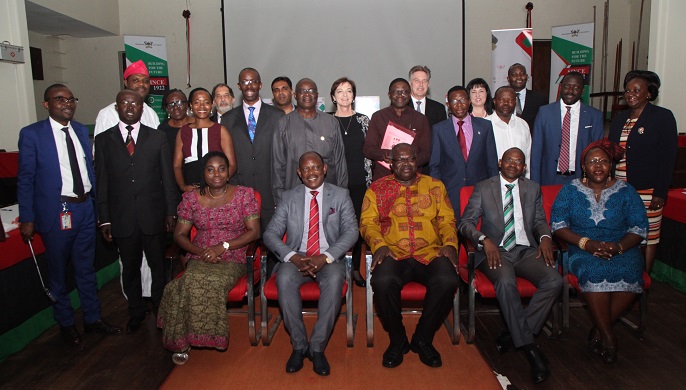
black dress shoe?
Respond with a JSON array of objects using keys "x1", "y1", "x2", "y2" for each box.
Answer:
[
  {"x1": 84, "y1": 319, "x2": 123, "y2": 335},
  {"x1": 522, "y1": 344, "x2": 550, "y2": 384},
  {"x1": 286, "y1": 348, "x2": 308, "y2": 373},
  {"x1": 382, "y1": 340, "x2": 410, "y2": 368},
  {"x1": 587, "y1": 327, "x2": 603, "y2": 355},
  {"x1": 60, "y1": 326, "x2": 82, "y2": 345},
  {"x1": 308, "y1": 351, "x2": 330, "y2": 376},
  {"x1": 410, "y1": 338, "x2": 442, "y2": 367},
  {"x1": 352, "y1": 271, "x2": 366, "y2": 288},
  {"x1": 495, "y1": 331, "x2": 513, "y2": 354},
  {"x1": 126, "y1": 316, "x2": 145, "y2": 333},
  {"x1": 601, "y1": 345, "x2": 617, "y2": 364}
]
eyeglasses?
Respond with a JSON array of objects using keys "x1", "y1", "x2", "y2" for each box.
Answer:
[
  {"x1": 502, "y1": 158, "x2": 525, "y2": 165},
  {"x1": 585, "y1": 158, "x2": 611, "y2": 166},
  {"x1": 239, "y1": 79, "x2": 261, "y2": 86},
  {"x1": 390, "y1": 90, "x2": 409, "y2": 97},
  {"x1": 297, "y1": 88, "x2": 318, "y2": 95},
  {"x1": 166, "y1": 100, "x2": 187, "y2": 109},
  {"x1": 391, "y1": 157, "x2": 417, "y2": 164},
  {"x1": 449, "y1": 99, "x2": 469, "y2": 105},
  {"x1": 561, "y1": 84, "x2": 584, "y2": 92},
  {"x1": 51, "y1": 96, "x2": 79, "y2": 104},
  {"x1": 117, "y1": 101, "x2": 140, "y2": 108}
]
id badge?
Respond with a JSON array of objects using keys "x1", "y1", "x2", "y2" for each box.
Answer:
[{"x1": 60, "y1": 212, "x2": 73, "y2": 230}]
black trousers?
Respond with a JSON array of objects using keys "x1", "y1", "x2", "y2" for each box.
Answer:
[
  {"x1": 371, "y1": 256, "x2": 459, "y2": 345},
  {"x1": 115, "y1": 226, "x2": 167, "y2": 318}
]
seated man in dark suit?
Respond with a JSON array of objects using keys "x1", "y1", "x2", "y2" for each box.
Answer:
[
  {"x1": 408, "y1": 65, "x2": 447, "y2": 126},
  {"x1": 429, "y1": 85, "x2": 499, "y2": 223},
  {"x1": 361, "y1": 143, "x2": 459, "y2": 369},
  {"x1": 458, "y1": 147, "x2": 562, "y2": 384},
  {"x1": 263, "y1": 151, "x2": 358, "y2": 376}
]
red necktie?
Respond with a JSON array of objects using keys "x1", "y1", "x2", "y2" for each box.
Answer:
[
  {"x1": 457, "y1": 120, "x2": 468, "y2": 161},
  {"x1": 559, "y1": 106, "x2": 571, "y2": 173},
  {"x1": 125, "y1": 125, "x2": 135, "y2": 156},
  {"x1": 306, "y1": 190, "x2": 320, "y2": 256}
]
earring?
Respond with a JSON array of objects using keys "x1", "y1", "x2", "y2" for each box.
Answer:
[{"x1": 582, "y1": 172, "x2": 587, "y2": 184}]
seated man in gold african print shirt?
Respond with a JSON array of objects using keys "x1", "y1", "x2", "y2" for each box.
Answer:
[{"x1": 360, "y1": 143, "x2": 459, "y2": 369}]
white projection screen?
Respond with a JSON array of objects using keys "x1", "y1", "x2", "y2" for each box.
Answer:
[{"x1": 223, "y1": 0, "x2": 463, "y2": 112}]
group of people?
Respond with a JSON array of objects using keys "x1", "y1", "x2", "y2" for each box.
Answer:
[{"x1": 17, "y1": 56, "x2": 677, "y2": 384}]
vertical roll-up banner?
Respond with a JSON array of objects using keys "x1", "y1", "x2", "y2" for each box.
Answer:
[
  {"x1": 491, "y1": 28, "x2": 533, "y2": 92},
  {"x1": 124, "y1": 35, "x2": 169, "y2": 122},
  {"x1": 549, "y1": 23, "x2": 594, "y2": 103}
]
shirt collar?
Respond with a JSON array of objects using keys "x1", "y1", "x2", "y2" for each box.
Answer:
[
  {"x1": 559, "y1": 99, "x2": 581, "y2": 111},
  {"x1": 48, "y1": 117, "x2": 70, "y2": 131},
  {"x1": 499, "y1": 174, "x2": 519, "y2": 188}
]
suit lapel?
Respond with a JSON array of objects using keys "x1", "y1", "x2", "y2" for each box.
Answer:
[
  {"x1": 42, "y1": 120, "x2": 62, "y2": 180},
  {"x1": 235, "y1": 107, "x2": 251, "y2": 141},
  {"x1": 293, "y1": 186, "x2": 306, "y2": 245},
  {"x1": 489, "y1": 177, "x2": 505, "y2": 228},
  {"x1": 467, "y1": 120, "x2": 483, "y2": 163}
]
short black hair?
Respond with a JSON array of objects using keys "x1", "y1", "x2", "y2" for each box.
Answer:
[
  {"x1": 388, "y1": 78, "x2": 410, "y2": 92},
  {"x1": 44, "y1": 83, "x2": 68, "y2": 101},
  {"x1": 447, "y1": 85, "x2": 469, "y2": 98},
  {"x1": 271, "y1": 76, "x2": 292, "y2": 89},
  {"x1": 162, "y1": 88, "x2": 187, "y2": 109},
  {"x1": 188, "y1": 87, "x2": 211, "y2": 102},
  {"x1": 199, "y1": 151, "x2": 230, "y2": 195},
  {"x1": 623, "y1": 70, "x2": 661, "y2": 101}
]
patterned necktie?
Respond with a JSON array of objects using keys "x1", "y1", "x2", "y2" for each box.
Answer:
[
  {"x1": 306, "y1": 190, "x2": 320, "y2": 256},
  {"x1": 61, "y1": 127, "x2": 85, "y2": 196},
  {"x1": 457, "y1": 120, "x2": 468, "y2": 161},
  {"x1": 515, "y1": 92, "x2": 523, "y2": 116},
  {"x1": 248, "y1": 106, "x2": 257, "y2": 142},
  {"x1": 416, "y1": 101, "x2": 422, "y2": 113},
  {"x1": 503, "y1": 184, "x2": 516, "y2": 251},
  {"x1": 125, "y1": 125, "x2": 135, "y2": 156},
  {"x1": 559, "y1": 106, "x2": 572, "y2": 173}
]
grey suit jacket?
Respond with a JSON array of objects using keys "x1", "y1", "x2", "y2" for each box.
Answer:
[
  {"x1": 458, "y1": 176, "x2": 550, "y2": 268},
  {"x1": 263, "y1": 183, "x2": 359, "y2": 262},
  {"x1": 221, "y1": 101, "x2": 284, "y2": 230}
]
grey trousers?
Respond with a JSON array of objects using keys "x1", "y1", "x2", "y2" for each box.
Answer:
[
  {"x1": 477, "y1": 245, "x2": 562, "y2": 347},
  {"x1": 274, "y1": 261, "x2": 345, "y2": 352}
]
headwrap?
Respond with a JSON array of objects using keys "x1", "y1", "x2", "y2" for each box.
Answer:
[
  {"x1": 580, "y1": 139, "x2": 625, "y2": 164},
  {"x1": 123, "y1": 60, "x2": 150, "y2": 80}
]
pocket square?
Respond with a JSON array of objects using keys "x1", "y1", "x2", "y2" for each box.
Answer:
[{"x1": 328, "y1": 207, "x2": 336, "y2": 215}]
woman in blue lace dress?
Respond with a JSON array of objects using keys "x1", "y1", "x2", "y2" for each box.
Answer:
[{"x1": 551, "y1": 140, "x2": 648, "y2": 364}]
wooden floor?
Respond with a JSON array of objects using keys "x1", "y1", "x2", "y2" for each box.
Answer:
[{"x1": 1, "y1": 274, "x2": 684, "y2": 390}]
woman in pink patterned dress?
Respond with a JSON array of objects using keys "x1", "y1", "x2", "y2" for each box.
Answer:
[{"x1": 157, "y1": 151, "x2": 260, "y2": 364}]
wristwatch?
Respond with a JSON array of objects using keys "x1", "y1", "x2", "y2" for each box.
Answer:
[
  {"x1": 222, "y1": 241, "x2": 230, "y2": 251},
  {"x1": 325, "y1": 253, "x2": 334, "y2": 264},
  {"x1": 478, "y1": 235, "x2": 487, "y2": 249}
]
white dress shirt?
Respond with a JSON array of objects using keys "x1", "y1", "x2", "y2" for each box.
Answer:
[
  {"x1": 243, "y1": 99, "x2": 262, "y2": 125},
  {"x1": 411, "y1": 97, "x2": 426, "y2": 115},
  {"x1": 283, "y1": 184, "x2": 333, "y2": 262},
  {"x1": 487, "y1": 113, "x2": 531, "y2": 178},
  {"x1": 498, "y1": 176, "x2": 530, "y2": 247},
  {"x1": 558, "y1": 100, "x2": 581, "y2": 172},
  {"x1": 49, "y1": 117, "x2": 92, "y2": 196}
]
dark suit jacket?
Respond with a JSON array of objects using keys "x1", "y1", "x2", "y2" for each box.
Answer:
[
  {"x1": 530, "y1": 101, "x2": 604, "y2": 185},
  {"x1": 519, "y1": 89, "x2": 548, "y2": 133},
  {"x1": 94, "y1": 123, "x2": 177, "y2": 238},
  {"x1": 458, "y1": 176, "x2": 550, "y2": 268},
  {"x1": 263, "y1": 183, "x2": 359, "y2": 262},
  {"x1": 221, "y1": 102, "x2": 284, "y2": 230},
  {"x1": 429, "y1": 116, "x2": 499, "y2": 217},
  {"x1": 18, "y1": 119, "x2": 96, "y2": 233},
  {"x1": 408, "y1": 97, "x2": 447, "y2": 126},
  {"x1": 608, "y1": 103, "x2": 678, "y2": 199}
]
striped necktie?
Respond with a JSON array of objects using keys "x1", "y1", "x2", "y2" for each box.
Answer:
[
  {"x1": 125, "y1": 125, "x2": 135, "y2": 156},
  {"x1": 503, "y1": 184, "x2": 516, "y2": 251},
  {"x1": 306, "y1": 190, "x2": 320, "y2": 256},
  {"x1": 559, "y1": 106, "x2": 572, "y2": 173}
]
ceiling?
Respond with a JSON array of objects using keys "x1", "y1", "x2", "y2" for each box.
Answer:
[{"x1": 25, "y1": 1, "x2": 115, "y2": 38}]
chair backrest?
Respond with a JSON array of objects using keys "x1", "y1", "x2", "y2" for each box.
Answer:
[{"x1": 540, "y1": 184, "x2": 563, "y2": 224}]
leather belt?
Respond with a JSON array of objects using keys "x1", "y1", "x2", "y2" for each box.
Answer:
[
  {"x1": 60, "y1": 193, "x2": 89, "y2": 203},
  {"x1": 556, "y1": 171, "x2": 575, "y2": 176}
]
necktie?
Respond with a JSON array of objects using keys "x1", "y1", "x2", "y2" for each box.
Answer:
[
  {"x1": 559, "y1": 106, "x2": 572, "y2": 173},
  {"x1": 125, "y1": 125, "x2": 135, "y2": 156},
  {"x1": 61, "y1": 127, "x2": 85, "y2": 197},
  {"x1": 457, "y1": 120, "x2": 468, "y2": 161},
  {"x1": 306, "y1": 190, "x2": 320, "y2": 257},
  {"x1": 196, "y1": 128, "x2": 204, "y2": 160},
  {"x1": 416, "y1": 101, "x2": 422, "y2": 113},
  {"x1": 248, "y1": 106, "x2": 257, "y2": 142},
  {"x1": 515, "y1": 92, "x2": 523, "y2": 116},
  {"x1": 503, "y1": 184, "x2": 516, "y2": 251}
]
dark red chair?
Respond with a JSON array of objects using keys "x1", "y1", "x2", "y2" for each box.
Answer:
[
  {"x1": 259, "y1": 238, "x2": 355, "y2": 347},
  {"x1": 457, "y1": 185, "x2": 562, "y2": 344}
]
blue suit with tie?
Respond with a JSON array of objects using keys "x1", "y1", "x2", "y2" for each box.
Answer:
[
  {"x1": 530, "y1": 101, "x2": 603, "y2": 185},
  {"x1": 17, "y1": 118, "x2": 101, "y2": 327},
  {"x1": 429, "y1": 116, "x2": 499, "y2": 222}
]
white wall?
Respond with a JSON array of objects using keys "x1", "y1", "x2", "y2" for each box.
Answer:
[
  {"x1": 0, "y1": 0, "x2": 36, "y2": 151},
  {"x1": 29, "y1": 0, "x2": 120, "y2": 35},
  {"x1": 649, "y1": 0, "x2": 685, "y2": 132},
  {"x1": 465, "y1": 0, "x2": 638, "y2": 109}
]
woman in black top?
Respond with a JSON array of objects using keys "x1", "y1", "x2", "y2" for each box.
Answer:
[{"x1": 330, "y1": 77, "x2": 372, "y2": 287}]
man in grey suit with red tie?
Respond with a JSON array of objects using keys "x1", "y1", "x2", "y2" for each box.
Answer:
[
  {"x1": 18, "y1": 84, "x2": 122, "y2": 345},
  {"x1": 95, "y1": 90, "x2": 178, "y2": 333},
  {"x1": 459, "y1": 147, "x2": 562, "y2": 384},
  {"x1": 263, "y1": 151, "x2": 358, "y2": 376},
  {"x1": 429, "y1": 85, "x2": 499, "y2": 221}
]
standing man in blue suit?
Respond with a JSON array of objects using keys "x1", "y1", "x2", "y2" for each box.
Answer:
[
  {"x1": 18, "y1": 84, "x2": 122, "y2": 345},
  {"x1": 429, "y1": 85, "x2": 499, "y2": 221},
  {"x1": 530, "y1": 72, "x2": 603, "y2": 185}
]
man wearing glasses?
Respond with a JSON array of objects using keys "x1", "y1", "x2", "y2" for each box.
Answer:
[
  {"x1": 363, "y1": 78, "x2": 431, "y2": 181},
  {"x1": 360, "y1": 143, "x2": 459, "y2": 369},
  {"x1": 272, "y1": 78, "x2": 347, "y2": 205},
  {"x1": 18, "y1": 84, "x2": 123, "y2": 345}
]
